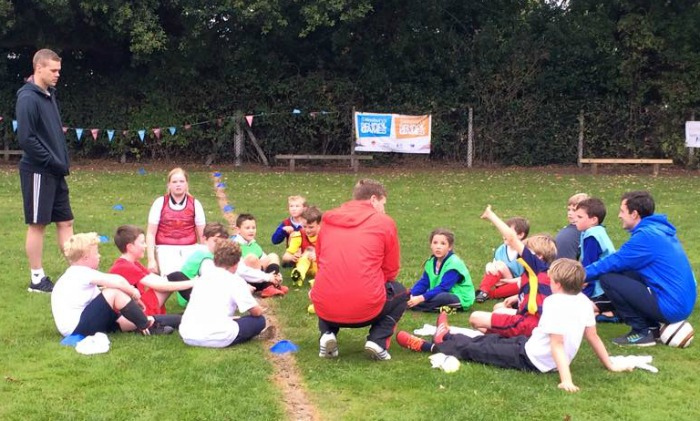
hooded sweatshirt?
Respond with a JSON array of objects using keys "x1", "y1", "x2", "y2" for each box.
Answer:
[
  {"x1": 585, "y1": 214, "x2": 697, "y2": 322},
  {"x1": 16, "y1": 82, "x2": 70, "y2": 176},
  {"x1": 310, "y1": 200, "x2": 400, "y2": 323}
]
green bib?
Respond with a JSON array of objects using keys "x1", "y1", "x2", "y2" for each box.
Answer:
[
  {"x1": 180, "y1": 249, "x2": 213, "y2": 279},
  {"x1": 424, "y1": 254, "x2": 475, "y2": 309},
  {"x1": 240, "y1": 240, "x2": 263, "y2": 258}
]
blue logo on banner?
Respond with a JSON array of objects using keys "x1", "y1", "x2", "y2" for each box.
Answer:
[{"x1": 357, "y1": 114, "x2": 392, "y2": 138}]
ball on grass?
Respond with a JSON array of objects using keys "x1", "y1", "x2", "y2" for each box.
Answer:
[
  {"x1": 659, "y1": 320, "x2": 694, "y2": 348},
  {"x1": 307, "y1": 304, "x2": 316, "y2": 314}
]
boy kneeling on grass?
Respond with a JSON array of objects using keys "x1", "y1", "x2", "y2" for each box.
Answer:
[
  {"x1": 51, "y1": 233, "x2": 173, "y2": 338},
  {"x1": 179, "y1": 239, "x2": 269, "y2": 348},
  {"x1": 397, "y1": 258, "x2": 630, "y2": 392}
]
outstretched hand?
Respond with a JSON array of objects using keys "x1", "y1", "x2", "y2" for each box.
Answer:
[{"x1": 481, "y1": 205, "x2": 494, "y2": 220}]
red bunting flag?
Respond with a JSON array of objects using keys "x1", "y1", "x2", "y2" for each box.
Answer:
[
  {"x1": 184, "y1": 124, "x2": 192, "y2": 130},
  {"x1": 153, "y1": 128, "x2": 161, "y2": 139},
  {"x1": 245, "y1": 115, "x2": 254, "y2": 127},
  {"x1": 0, "y1": 116, "x2": 3, "y2": 122},
  {"x1": 90, "y1": 129, "x2": 99, "y2": 140},
  {"x1": 123, "y1": 130, "x2": 129, "y2": 137},
  {"x1": 62, "y1": 127, "x2": 68, "y2": 134}
]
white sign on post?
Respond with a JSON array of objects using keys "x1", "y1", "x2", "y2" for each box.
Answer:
[{"x1": 685, "y1": 121, "x2": 700, "y2": 148}]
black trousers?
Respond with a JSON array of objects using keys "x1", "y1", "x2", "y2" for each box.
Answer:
[
  {"x1": 318, "y1": 281, "x2": 408, "y2": 350},
  {"x1": 437, "y1": 333, "x2": 539, "y2": 372}
]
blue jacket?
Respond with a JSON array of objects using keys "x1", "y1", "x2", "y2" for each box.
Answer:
[
  {"x1": 16, "y1": 82, "x2": 70, "y2": 176},
  {"x1": 585, "y1": 214, "x2": 697, "y2": 322}
]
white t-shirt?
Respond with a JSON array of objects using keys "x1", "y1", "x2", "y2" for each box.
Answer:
[
  {"x1": 524, "y1": 292, "x2": 596, "y2": 372},
  {"x1": 179, "y1": 266, "x2": 259, "y2": 348},
  {"x1": 51, "y1": 265, "x2": 103, "y2": 336},
  {"x1": 147, "y1": 195, "x2": 206, "y2": 226}
]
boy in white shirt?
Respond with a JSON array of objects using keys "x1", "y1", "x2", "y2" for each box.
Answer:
[
  {"x1": 396, "y1": 258, "x2": 629, "y2": 392},
  {"x1": 179, "y1": 239, "x2": 267, "y2": 348},
  {"x1": 51, "y1": 233, "x2": 172, "y2": 337}
]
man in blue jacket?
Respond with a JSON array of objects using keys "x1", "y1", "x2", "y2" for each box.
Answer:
[
  {"x1": 16, "y1": 49, "x2": 73, "y2": 293},
  {"x1": 585, "y1": 191, "x2": 696, "y2": 347}
]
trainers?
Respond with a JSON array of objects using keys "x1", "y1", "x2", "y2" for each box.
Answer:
[
  {"x1": 595, "y1": 314, "x2": 620, "y2": 324},
  {"x1": 364, "y1": 340, "x2": 391, "y2": 361},
  {"x1": 257, "y1": 325, "x2": 277, "y2": 341},
  {"x1": 612, "y1": 330, "x2": 656, "y2": 347},
  {"x1": 260, "y1": 285, "x2": 285, "y2": 298},
  {"x1": 475, "y1": 290, "x2": 490, "y2": 304},
  {"x1": 438, "y1": 305, "x2": 457, "y2": 315},
  {"x1": 396, "y1": 331, "x2": 427, "y2": 352},
  {"x1": 291, "y1": 268, "x2": 303, "y2": 287},
  {"x1": 319, "y1": 332, "x2": 338, "y2": 358},
  {"x1": 28, "y1": 276, "x2": 54, "y2": 293},
  {"x1": 434, "y1": 311, "x2": 450, "y2": 344},
  {"x1": 142, "y1": 321, "x2": 175, "y2": 336}
]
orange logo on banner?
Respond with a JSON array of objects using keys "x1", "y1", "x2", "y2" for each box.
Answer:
[{"x1": 394, "y1": 115, "x2": 430, "y2": 139}]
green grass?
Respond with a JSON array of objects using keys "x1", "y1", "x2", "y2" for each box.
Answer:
[{"x1": 1, "y1": 165, "x2": 699, "y2": 420}]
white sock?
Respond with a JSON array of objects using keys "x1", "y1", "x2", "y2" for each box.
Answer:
[{"x1": 31, "y1": 269, "x2": 46, "y2": 284}]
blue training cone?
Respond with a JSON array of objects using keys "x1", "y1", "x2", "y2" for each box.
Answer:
[{"x1": 270, "y1": 340, "x2": 299, "y2": 354}]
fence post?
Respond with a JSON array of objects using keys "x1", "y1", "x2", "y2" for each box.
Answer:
[
  {"x1": 689, "y1": 112, "x2": 696, "y2": 163},
  {"x1": 234, "y1": 113, "x2": 243, "y2": 167},
  {"x1": 467, "y1": 107, "x2": 473, "y2": 168},
  {"x1": 350, "y1": 107, "x2": 357, "y2": 170},
  {"x1": 577, "y1": 110, "x2": 584, "y2": 167}
]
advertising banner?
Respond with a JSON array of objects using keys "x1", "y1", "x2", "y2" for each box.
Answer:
[{"x1": 354, "y1": 112, "x2": 431, "y2": 154}]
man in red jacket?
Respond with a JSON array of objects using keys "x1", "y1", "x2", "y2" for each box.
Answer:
[{"x1": 310, "y1": 179, "x2": 407, "y2": 361}]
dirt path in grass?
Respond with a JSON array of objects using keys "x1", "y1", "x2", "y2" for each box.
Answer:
[{"x1": 212, "y1": 173, "x2": 321, "y2": 421}]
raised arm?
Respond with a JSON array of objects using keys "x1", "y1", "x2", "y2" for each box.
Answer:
[{"x1": 480, "y1": 205, "x2": 524, "y2": 256}]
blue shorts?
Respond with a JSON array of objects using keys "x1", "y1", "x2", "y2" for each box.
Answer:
[
  {"x1": 72, "y1": 294, "x2": 120, "y2": 336},
  {"x1": 20, "y1": 170, "x2": 73, "y2": 225}
]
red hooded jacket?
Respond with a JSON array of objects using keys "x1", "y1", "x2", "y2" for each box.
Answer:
[{"x1": 310, "y1": 200, "x2": 400, "y2": 323}]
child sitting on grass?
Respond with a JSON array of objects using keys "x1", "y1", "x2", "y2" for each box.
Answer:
[
  {"x1": 232, "y1": 213, "x2": 287, "y2": 297},
  {"x1": 51, "y1": 233, "x2": 172, "y2": 337},
  {"x1": 284, "y1": 206, "x2": 322, "y2": 287},
  {"x1": 408, "y1": 228, "x2": 475, "y2": 312},
  {"x1": 397, "y1": 258, "x2": 630, "y2": 393},
  {"x1": 572, "y1": 198, "x2": 617, "y2": 321},
  {"x1": 165, "y1": 222, "x2": 230, "y2": 306},
  {"x1": 109, "y1": 225, "x2": 195, "y2": 317},
  {"x1": 271, "y1": 195, "x2": 307, "y2": 247},
  {"x1": 179, "y1": 240, "x2": 268, "y2": 348},
  {"x1": 555, "y1": 193, "x2": 589, "y2": 260},
  {"x1": 469, "y1": 205, "x2": 556, "y2": 338},
  {"x1": 475, "y1": 216, "x2": 529, "y2": 303}
]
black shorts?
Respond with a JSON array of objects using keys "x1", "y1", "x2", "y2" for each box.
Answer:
[
  {"x1": 72, "y1": 294, "x2": 120, "y2": 336},
  {"x1": 20, "y1": 170, "x2": 73, "y2": 225}
]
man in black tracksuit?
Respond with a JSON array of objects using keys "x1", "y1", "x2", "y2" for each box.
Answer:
[{"x1": 16, "y1": 48, "x2": 74, "y2": 293}]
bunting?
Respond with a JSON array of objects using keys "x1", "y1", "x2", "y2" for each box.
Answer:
[{"x1": 0, "y1": 108, "x2": 340, "y2": 143}]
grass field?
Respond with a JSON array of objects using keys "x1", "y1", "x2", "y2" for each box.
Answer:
[{"x1": 1, "y1": 164, "x2": 699, "y2": 420}]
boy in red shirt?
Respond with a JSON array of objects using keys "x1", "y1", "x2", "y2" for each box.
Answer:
[{"x1": 109, "y1": 225, "x2": 194, "y2": 317}]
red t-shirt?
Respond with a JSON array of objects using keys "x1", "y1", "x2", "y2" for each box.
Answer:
[
  {"x1": 109, "y1": 258, "x2": 165, "y2": 316},
  {"x1": 310, "y1": 200, "x2": 400, "y2": 323}
]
